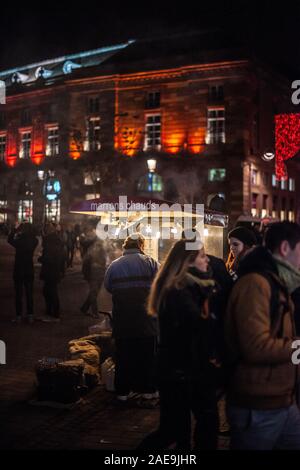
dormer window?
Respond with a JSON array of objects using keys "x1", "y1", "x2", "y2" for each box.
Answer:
[
  {"x1": 35, "y1": 67, "x2": 52, "y2": 79},
  {"x1": 63, "y1": 61, "x2": 82, "y2": 74},
  {"x1": 11, "y1": 72, "x2": 28, "y2": 84}
]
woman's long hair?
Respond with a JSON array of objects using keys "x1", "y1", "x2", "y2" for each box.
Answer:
[{"x1": 148, "y1": 239, "x2": 200, "y2": 317}]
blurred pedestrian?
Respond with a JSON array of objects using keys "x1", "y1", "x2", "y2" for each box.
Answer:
[
  {"x1": 8, "y1": 222, "x2": 38, "y2": 323},
  {"x1": 38, "y1": 223, "x2": 66, "y2": 322},
  {"x1": 66, "y1": 225, "x2": 76, "y2": 268},
  {"x1": 80, "y1": 236, "x2": 106, "y2": 318}
]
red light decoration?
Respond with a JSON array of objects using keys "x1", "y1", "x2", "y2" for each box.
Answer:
[
  {"x1": 275, "y1": 113, "x2": 300, "y2": 180},
  {"x1": 31, "y1": 153, "x2": 44, "y2": 165},
  {"x1": 6, "y1": 155, "x2": 17, "y2": 168},
  {"x1": 69, "y1": 139, "x2": 81, "y2": 160}
]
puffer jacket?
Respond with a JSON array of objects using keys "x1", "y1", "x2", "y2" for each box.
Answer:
[
  {"x1": 225, "y1": 246, "x2": 299, "y2": 409},
  {"x1": 104, "y1": 248, "x2": 159, "y2": 339}
]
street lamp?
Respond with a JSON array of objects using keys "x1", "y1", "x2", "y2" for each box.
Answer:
[
  {"x1": 147, "y1": 159, "x2": 157, "y2": 173},
  {"x1": 262, "y1": 151, "x2": 275, "y2": 162}
]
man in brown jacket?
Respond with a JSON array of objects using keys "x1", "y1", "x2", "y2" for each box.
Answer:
[{"x1": 225, "y1": 221, "x2": 300, "y2": 450}]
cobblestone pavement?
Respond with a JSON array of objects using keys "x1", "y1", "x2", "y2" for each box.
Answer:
[{"x1": 0, "y1": 236, "x2": 228, "y2": 450}]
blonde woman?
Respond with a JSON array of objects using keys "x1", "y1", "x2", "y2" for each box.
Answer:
[{"x1": 139, "y1": 238, "x2": 219, "y2": 451}]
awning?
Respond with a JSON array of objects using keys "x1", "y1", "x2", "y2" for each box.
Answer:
[{"x1": 69, "y1": 196, "x2": 228, "y2": 227}]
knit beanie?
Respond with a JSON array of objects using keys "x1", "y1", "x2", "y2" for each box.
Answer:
[{"x1": 228, "y1": 226, "x2": 257, "y2": 247}]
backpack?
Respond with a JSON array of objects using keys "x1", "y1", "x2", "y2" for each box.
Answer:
[{"x1": 217, "y1": 270, "x2": 289, "y2": 392}]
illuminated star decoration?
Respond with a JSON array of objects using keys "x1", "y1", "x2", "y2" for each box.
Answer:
[{"x1": 275, "y1": 113, "x2": 300, "y2": 180}]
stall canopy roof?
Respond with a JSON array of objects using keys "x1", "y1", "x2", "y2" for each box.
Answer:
[{"x1": 70, "y1": 196, "x2": 228, "y2": 227}]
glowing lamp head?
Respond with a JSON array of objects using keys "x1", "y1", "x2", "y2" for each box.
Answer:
[
  {"x1": 262, "y1": 152, "x2": 275, "y2": 162},
  {"x1": 147, "y1": 159, "x2": 157, "y2": 173}
]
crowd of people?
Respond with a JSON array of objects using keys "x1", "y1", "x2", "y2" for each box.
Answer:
[
  {"x1": 6, "y1": 221, "x2": 110, "y2": 323},
  {"x1": 5, "y1": 219, "x2": 300, "y2": 450}
]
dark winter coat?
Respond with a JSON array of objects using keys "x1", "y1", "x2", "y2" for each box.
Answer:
[
  {"x1": 39, "y1": 233, "x2": 66, "y2": 283},
  {"x1": 8, "y1": 229, "x2": 38, "y2": 281},
  {"x1": 104, "y1": 248, "x2": 159, "y2": 339},
  {"x1": 157, "y1": 267, "x2": 218, "y2": 384}
]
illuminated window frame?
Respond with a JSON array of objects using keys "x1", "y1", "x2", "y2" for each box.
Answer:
[
  {"x1": 206, "y1": 107, "x2": 225, "y2": 144},
  {"x1": 0, "y1": 200, "x2": 7, "y2": 222},
  {"x1": 272, "y1": 174, "x2": 278, "y2": 188},
  {"x1": 19, "y1": 130, "x2": 32, "y2": 159},
  {"x1": 289, "y1": 178, "x2": 295, "y2": 192},
  {"x1": 0, "y1": 134, "x2": 6, "y2": 160},
  {"x1": 208, "y1": 168, "x2": 226, "y2": 182},
  {"x1": 84, "y1": 117, "x2": 101, "y2": 151},
  {"x1": 18, "y1": 200, "x2": 33, "y2": 223},
  {"x1": 144, "y1": 113, "x2": 161, "y2": 151},
  {"x1": 46, "y1": 126, "x2": 59, "y2": 157},
  {"x1": 45, "y1": 199, "x2": 60, "y2": 223},
  {"x1": 251, "y1": 169, "x2": 259, "y2": 186}
]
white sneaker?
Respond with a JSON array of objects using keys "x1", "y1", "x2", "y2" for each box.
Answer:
[
  {"x1": 116, "y1": 395, "x2": 128, "y2": 402},
  {"x1": 142, "y1": 393, "x2": 159, "y2": 400},
  {"x1": 41, "y1": 315, "x2": 56, "y2": 323}
]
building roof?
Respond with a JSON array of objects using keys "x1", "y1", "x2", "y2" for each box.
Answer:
[
  {"x1": 0, "y1": 30, "x2": 290, "y2": 92},
  {"x1": 0, "y1": 40, "x2": 134, "y2": 88}
]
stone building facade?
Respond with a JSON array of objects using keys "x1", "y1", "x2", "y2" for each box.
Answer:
[{"x1": 0, "y1": 32, "x2": 298, "y2": 229}]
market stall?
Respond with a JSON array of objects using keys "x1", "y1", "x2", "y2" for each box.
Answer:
[{"x1": 70, "y1": 196, "x2": 228, "y2": 260}]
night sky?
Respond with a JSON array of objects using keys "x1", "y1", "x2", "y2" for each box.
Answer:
[{"x1": 0, "y1": 1, "x2": 300, "y2": 77}]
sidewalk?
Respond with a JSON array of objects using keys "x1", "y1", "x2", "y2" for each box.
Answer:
[
  {"x1": 0, "y1": 238, "x2": 159, "y2": 450},
  {"x1": 0, "y1": 237, "x2": 229, "y2": 450}
]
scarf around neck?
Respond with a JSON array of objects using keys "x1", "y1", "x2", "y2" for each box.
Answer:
[{"x1": 273, "y1": 255, "x2": 300, "y2": 293}]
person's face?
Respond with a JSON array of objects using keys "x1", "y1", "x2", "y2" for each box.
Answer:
[
  {"x1": 279, "y1": 240, "x2": 300, "y2": 269},
  {"x1": 190, "y1": 248, "x2": 209, "y2": 272},
  {"x1": 229, "y1": 237, "x2": 244, "y2": 258}
]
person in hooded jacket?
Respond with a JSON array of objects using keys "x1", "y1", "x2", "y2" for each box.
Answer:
[
  {"x1": 38, "y1": 223, "x2": 66, "y2": 322},
  {"x1": 139, "y1": 238, "x2": 220, "y2": 451},
  {"x1": 8, "y1": 222, "x2": 38, "y2": 323}
]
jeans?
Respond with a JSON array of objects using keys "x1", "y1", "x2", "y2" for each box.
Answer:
[{"x1": 228, "y1": 404, "x2": 300, "y2": 450}]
